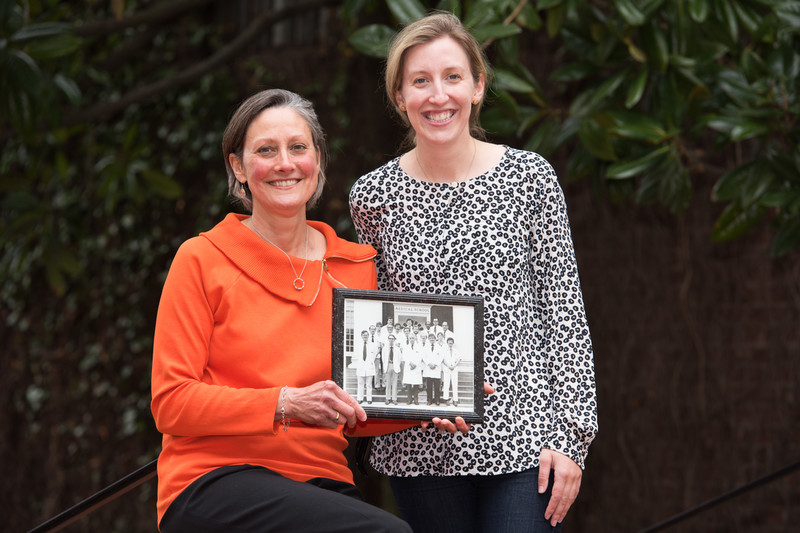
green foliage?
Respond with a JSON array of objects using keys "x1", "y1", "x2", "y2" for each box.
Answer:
[{"x1": 346, "y1": 0, "x2": 800, "y2": 257}]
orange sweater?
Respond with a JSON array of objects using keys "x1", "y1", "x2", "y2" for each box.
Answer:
[{"x1": 151, "y1": 213, "x2": 411, "y2": 524}]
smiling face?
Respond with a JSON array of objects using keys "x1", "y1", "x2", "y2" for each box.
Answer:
[
  {"x1": 229, "y1": 106, "x2": 320, "y2": 218},
  {"x1": 395, "y1": 36, "x2": 484, "y2": 148}
]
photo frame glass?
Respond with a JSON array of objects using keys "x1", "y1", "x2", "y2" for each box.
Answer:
[{"x1": 332, "y1": 288, "x2": 484, "y2": 423}]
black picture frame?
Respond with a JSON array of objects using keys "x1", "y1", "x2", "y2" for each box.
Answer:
[{"x1": 332, "y1": 288, "x2": 484, "y2": 423}]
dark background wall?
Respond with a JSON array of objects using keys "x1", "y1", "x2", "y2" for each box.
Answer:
[{"x1": 7, "y1": 6, "x2": 799, "y2": 533}]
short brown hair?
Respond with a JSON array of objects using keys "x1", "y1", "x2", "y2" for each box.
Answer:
[
  {"x1": 222, "y1": 89, "x2": 327, "y2": 211},
  {"x1": 385, "y1": 12, "x2": 490, "y2": 145}
]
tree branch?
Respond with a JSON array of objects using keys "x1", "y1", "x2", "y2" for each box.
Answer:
[
  {"x1": 65, "y1": 0, "x2": 340, "y2": 126},
  {"x1": 73, "y1": 0, "x2": 219, "y2": 37}
]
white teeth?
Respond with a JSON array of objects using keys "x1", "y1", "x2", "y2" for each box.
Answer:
[
  {"x1": 425, "y1": 111, "x2": 454, "y2": 123},
  {"x1": 270, "y1": 179, "x2": 300, "y2": 187}
]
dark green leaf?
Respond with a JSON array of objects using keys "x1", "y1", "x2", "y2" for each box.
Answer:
[
  {"x1": 493, "y1": 68, "x2": 535, "y2": 93},
  {"x1": 715, "y1": 0, "x2": 738, "y2": 42},
  {"x1": 614, "y1": 0, "x2": 646, "y2": 25},
  {"x1": 770, "y1": 217, "x2": 800, "y2": 257},
  {"x1": 546, "y1": 4, "x2": 565, "y2": 37},
  {"x1": 386, "y1": 0, "x2": 427, "y2": 24},
  {"x1": 640, "y1": 20, "x2": 668, "y2": 73},
  {"x1": 711, "y1": 202, "x2": 766, "y2": 242},
  {"x1": 516, "y1": 4, "x2": 543, "y2": 31},
  {"x1": 688, "y1": 0, "x2": 709, "y2": 22},
  {"x1": 608, "y1": 110, "x2": 668, "y2": 142},
  {"x1": 606, "y1": 145, "x2": 671, "y2": 179},
  {"x1": 549, "y1": 61, "x2": 597, "y2": 82},
  {"x1": 625, "y1": 66, "x2": 649, "y2": 108},
  {"x1": 11, "y1": 22, "x2": 71, "y2": 42},
  {"x1": 348, "y1": 25, "x2": 395, "y2": 58},
  {"x1": 578, "y1": 116, "x2": 617, "y2": 162},
  {"x1": 24, "y1": 33, "x2": 81, "y2": 60},
  {"x1": 470, "y1": 23, "x2": 522, "y2": 43}
]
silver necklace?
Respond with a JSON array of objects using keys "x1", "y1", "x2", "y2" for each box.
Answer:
[
  {"x1": 414, "y1": 139, "x2": 477, "y2": 185},
  {"x1": 250, "y1": 222, "x2": 309, "y2": 290}
]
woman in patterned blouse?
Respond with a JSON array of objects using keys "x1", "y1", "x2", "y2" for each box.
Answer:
[{"x1": 349, "y1": 11, "x2": 598, "y2": 533}]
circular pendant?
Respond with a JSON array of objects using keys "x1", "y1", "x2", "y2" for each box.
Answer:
[{"x1": 293, "y1": 278, "x2": 305, "y2": 290}]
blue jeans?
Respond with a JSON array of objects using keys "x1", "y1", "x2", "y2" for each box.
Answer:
[{"x1": 389, "y1": 468, "x2": 563, "y2": 533}]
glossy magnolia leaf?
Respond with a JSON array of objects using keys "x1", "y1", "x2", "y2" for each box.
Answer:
[
  {"x1": 462, "y1": 2, "x2": 496, "y2": 29},
  {"x1": 24, "y1": 32, "x2": 81, "y2": 60},
  {"x1": 578, "y1": 116, "x2": 617, "y2": 162},
  {"x1": 640, "y1": 20, "x2": 668, "y2": 73},
  {"x1": 493, "y1": 68, "x2": 536, "y2": 93},
  {"x1": 435, "y1": 0, "x2": 461, "y2": 19},
  {"x1": 717, "y1": 69, "x2": 757, "y2": 106},
  {"x1": 608, "y1": 110, "x2": 667, "y2": 142},
  {"x1": 10, "y1": 22, "x2": 71, "y2": 42},
  {"x1": 732, "y1": 0, "x2": 760, "y2": 34},
  {"x1": 605, "y1": 145, "x2": 670, "y2": 179},
  {"x1": 524, "y1": 116, "x2": 561, "y2": 156},
  {"x1": 657, "y1": 156, "x2": 692, "y2": 213},
  {"x1": 613, "y1": 0, "x2": 646, "y2": 26},
  {"x1": 625, "y1": 66, "x2": 649, "y2": 108},
  {"x1": 516, "y1": 3, "x2": 543, "y2": 31},
  {"x1": 715, "y1": 0, "x2": 738, "y2": 42},
  {"x1": 54, "y1": 74, "x2": 81, "y2": 105},
  {"x1": 688, "y1": 0, "x2": 709, "y2": 22},
  {"x1": 771, "y1": 218, "x2": 800, "y2": 258},
  {"x1": 582, "y1": 69, "x2": 628, "y2": 111},
  {"x1": 711, "y1": 202, "x2": 766, "y2": 242},
  {"x1": 481, "y1": 107, "x2": 520, "y2": 136},
  {"x1": 712, "y1": 162, "x2": 758, "y2": 202},
  {"x1": 730, "y1": 120, "x2": 772, "y2": 141},
  {"x1": 545, "y1": 3, "x2": 565, "y2": 38},
  {"x1": 759, "y1": 190, "x2": 800, "y2": 208},
  {"x1": 471, "y1": 23, "x2": 522, "y2": 43},
  {"x1": 386, "y1": 0, "x2": 426, "y2": 25},
  {"x1": 348, "y1": 25, "x2": 395, "y2": 58},
  {"x1": 549, "y1": 61, "x2": 597, "y2": 82}
]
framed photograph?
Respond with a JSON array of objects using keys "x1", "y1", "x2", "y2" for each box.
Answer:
[{"x1": 332, "y1": 288, "x2": 484, "y2": 423}]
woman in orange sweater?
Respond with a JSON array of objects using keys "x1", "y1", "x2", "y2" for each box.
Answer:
[{"x1": 150, "y1": 89, "x2": 414, "y2": 532}]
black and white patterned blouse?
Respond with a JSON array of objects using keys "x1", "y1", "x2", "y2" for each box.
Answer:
[{"x1": 349, "y1": 147, "x2": 598, "y2": 476}]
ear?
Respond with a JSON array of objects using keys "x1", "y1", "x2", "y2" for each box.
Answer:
[
  {"x1": 473, "y1": 72, "x2": 486, "y2": 102},
  {"x1": 395, "y1": 92, "x2": 406, "y2": 111},
  {"x1": 229, "y1": 153, "x2": 246, "y2": 183}
]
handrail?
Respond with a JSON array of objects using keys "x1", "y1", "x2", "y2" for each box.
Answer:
[
  {"x1": 638, "y1": 458, "x2": 800, "y2": 533},
  {"x1": 28, "y1": 455, "x2": 800, "y2": 532},
  {"x1": 27, "y1": 458, "x2": 158, "y2": 533}
]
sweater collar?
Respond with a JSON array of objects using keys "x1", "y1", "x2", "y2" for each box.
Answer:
[{"x1": 201, "y1": 213, "x2": 375, "y2": 306}]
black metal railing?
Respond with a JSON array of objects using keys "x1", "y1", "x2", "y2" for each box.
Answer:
[
  {"x1": 28, "y1": 456, "x2": 799, "y2": 532},
  {"x1": 27, "y1": 458, "x2": 158, "y2": 533},
  {"x1": 638, "y1": 458, "x2": 800, "y2": 532}
]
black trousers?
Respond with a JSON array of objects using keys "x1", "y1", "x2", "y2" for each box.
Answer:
[{"x1": 160, "y1": 464, "x2": 412, "y2": 533}]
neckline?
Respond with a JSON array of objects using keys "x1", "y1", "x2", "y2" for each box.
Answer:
[{"x1": 397, "y1": 145, "x2": 510, "y2": 187}]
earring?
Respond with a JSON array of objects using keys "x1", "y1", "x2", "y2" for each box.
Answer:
[
  {"x1": 399, "y1": 104, "x2": 406, "y2": 112},
  {"x1": 472, "y1": 97, "x2": 480, "y2": 105}
]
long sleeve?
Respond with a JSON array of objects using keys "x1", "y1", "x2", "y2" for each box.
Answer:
[
  {"x1": 530, "y1": 162, "x2": 598, "y2": 468},
  {"x1": 151, "y1": 238, "x2": 277, "y2": 437}
]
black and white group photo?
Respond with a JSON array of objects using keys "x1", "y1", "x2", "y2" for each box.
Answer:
[{"x1": 332, "y1": 289, "x2": 484, "y2": 422}]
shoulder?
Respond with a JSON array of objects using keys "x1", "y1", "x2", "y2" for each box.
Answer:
[
  {"x1": 310, "y1": 220, "x2": 376, "y2": 261},
  {"x1": 350, "y1": 158, "x2": 402, "y2": 200}
]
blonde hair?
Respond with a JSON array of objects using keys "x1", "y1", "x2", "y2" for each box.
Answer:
[{"x1": 385, "y1": 12, "x2": 490, "y2": 145}]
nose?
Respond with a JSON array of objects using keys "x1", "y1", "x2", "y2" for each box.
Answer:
[
  {"x1": 274, "y1": 148, "x2": 294, "y2": 171},
  {"x1": 429, "y1": 80, "x2": 448, "y2": 105}
]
